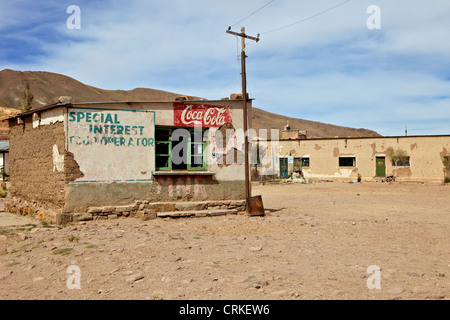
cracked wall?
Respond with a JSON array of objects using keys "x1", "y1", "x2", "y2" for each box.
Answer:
[{"x1": 9, "y1": 116, "x2": 67, "y2": 210}]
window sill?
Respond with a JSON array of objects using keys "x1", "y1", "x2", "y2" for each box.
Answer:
[{"x1": 153, "y1": 171, "x2": 215, "y2": 176}]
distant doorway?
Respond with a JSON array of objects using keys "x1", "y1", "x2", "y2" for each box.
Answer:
[
  {"x1": 280, "y1": 158, "x2": 288, "y2": 178},
  {"x1": 376, "y1": 157, "x2": 386, "y2": 177}
]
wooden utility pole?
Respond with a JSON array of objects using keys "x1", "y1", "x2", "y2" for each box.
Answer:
[{"x1": 226, "y1": 27, "x2": 260, "y2": 214}]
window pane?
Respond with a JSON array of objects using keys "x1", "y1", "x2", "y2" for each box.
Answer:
[
  {"x1": 339, "y1": 157, "x2": 356, "y2": 167},
  {"x1": 191, "y1": 143, "x2": 203, "y2": 156},
  {"x1": 156, "y1": 142, "x2": 169, "y2": 155},
  {"x1": 294, "y1": 158, "x2": 310, "y2": 170},
  {"x1": 156, "y1": 156, "x2": 170, "y2": 169},
  {"x1": 302, "y1": 158, "x2": 310, "y2": 167},
  {"x1": 155, "y1": 129, "x2": 170, "y2": 141},
  {"x1": 172, "y1": 129, "x2": 190, "y2": 141},
  {"x1": 392, "y1": 157, "x2": 410, "y2": 166},
  {"x1": 172, "y1": 161, "x2": 188, "y2": 170},
  {"x1": 172, "y1": 138, "x2": 187, "y2": 166},
  {"x1": 190, "y1": 156, "x2": 204, "y2": 168},
  {"x1": 191, "y1": 129, "x2": 204, "y2": 141}
]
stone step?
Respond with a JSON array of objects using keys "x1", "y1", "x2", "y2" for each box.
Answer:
[
  {"x1": 171, "y1": 200, "x2": 245, "y2": 212},
  {"x1": 157, "y1": 209, "x2": 239, "y2": 218}
]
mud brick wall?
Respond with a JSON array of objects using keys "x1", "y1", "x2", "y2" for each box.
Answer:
[{"x1": 9, "y1": 117, "x2": 67, "y2": 210}]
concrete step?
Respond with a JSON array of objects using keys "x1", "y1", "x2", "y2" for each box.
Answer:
[{"x1": 157, "y1": 209, "x2": 239, "y2": 218}]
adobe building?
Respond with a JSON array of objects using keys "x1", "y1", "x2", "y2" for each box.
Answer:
[
  {"x1": 6, "y1": 96, "x2": 251, "y2": 223},
  {"x1": 264, "y1": 133, "x2": 450, "y2": 183},
  {"x1": 280, "y1": 120, "x2": 307, "y2": 140}
]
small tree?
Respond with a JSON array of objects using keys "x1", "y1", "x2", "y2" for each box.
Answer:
[
  {"x1": 250, "y1": 142, "x2": 267, "y2": 181},
  {"x1": 442, "y1": 156, "x2": 450, "y2": 183},
  {"x1": 390, "y1": 148, "x2": 409, "y2": 166},
  {"x1": 250, "y1": 141, "x2": 267, "y2": 166},
  {"x1": 19, "y1": 81, "x2": 33, "y2": 112}
]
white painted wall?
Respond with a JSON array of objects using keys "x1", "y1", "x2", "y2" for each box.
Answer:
[
  {"x1": 66, "y1": 107, "x2": 155, "y2": 182},
  {"x1": 33, "y1": 108, "x2": 64, "y2": 128}
]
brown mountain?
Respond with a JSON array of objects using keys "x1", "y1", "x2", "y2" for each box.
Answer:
[
  {"x1": 0, "y1": 69, "x2": 185, "y2": 109},
  {"x1": 0, "y1": 69, "x2": 381, "y2": 138},
  {"x1": 251, "y1": 108, "x2": 381, "y2": 139}
]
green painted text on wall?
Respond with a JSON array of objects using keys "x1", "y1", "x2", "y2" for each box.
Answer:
[
  {"x1": 68, "y1": 111, "x2": 120, "y2": 124},
  {"x1": 68, "y1": 110, "x2": 154, "y2": 148}
]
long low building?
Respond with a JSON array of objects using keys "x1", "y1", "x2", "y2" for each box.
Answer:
[{"x1": 258, "y1": 130, "x2": 450, "y2": 183}]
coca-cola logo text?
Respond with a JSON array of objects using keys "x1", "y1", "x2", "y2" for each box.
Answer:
[{"x1": 174, "y1": 103, "x2": 232, "y2": 127}]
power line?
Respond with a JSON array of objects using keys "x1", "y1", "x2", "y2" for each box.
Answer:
[
  {"x1": 262, "y1": 0, "x2": 352, "y2": 35},
  {"x1": 230, "y1": 0, "x2": 275, "y2": 27}
]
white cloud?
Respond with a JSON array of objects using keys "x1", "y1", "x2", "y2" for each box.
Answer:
[{"x1": 2, "y1": 0, "x2": 450, "y2": 136}]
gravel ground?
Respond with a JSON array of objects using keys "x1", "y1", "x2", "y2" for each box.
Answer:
[{"x1": 0, "y1": 181, "x2": 449, "y2": 300}]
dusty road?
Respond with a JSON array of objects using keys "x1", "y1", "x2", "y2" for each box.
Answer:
[{"x1": 0, "y1": 181, "x2": 449, "y2": 300}]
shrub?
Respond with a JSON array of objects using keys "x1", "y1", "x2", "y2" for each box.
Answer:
[
  {"x1": 67, "y1": 234, "x2": 79, "y2": 242},
  {"x1": 0, "y1": 167, "x2": 8, "y2": 181},
  {"x1": 390, "y1": 149, "x2": 409, "y2": 166},
  {"x1": 443, "y1": 156, "x2": 450, "y2": 177},
  {"x1": 52, "y1": 248, "x2": 73, "y2": 256},
  {"x1": 444, "y1": 176, "x2": 450, "y2": 184}
]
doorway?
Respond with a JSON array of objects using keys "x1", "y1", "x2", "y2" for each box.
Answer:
[
  {"x1": 280, "y1": 158, "x2": 288, "y2": 178},
  {"x1": 376, "y1": 157, "x2": 386, "y2": 177}
]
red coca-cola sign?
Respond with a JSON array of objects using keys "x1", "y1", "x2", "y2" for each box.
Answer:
[{"x1": 173, "y1": 103, "x2": 233, "y2": 127}]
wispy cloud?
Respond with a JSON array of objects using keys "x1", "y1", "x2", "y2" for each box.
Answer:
[{"x1": 1, "y1": 0, "x2": 450, "y2": 136}]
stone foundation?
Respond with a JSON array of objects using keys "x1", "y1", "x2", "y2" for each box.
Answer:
[
  {"x1": 77, "y1": 199, "x2": 247, "y2": 222},
  {"x1": 4, "y1": 197, "x2": 247, "y2": 224},
  {"x1": 5, "y1": 196, "x2": 60, "y2": 224}
]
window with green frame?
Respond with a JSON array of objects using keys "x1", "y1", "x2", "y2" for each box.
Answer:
[{"x1": 155, "y1": 127, "x2": 206, "y2": 171}]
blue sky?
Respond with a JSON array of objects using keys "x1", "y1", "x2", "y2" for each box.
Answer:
[{"x1": 1, "y1": 0, "x2": 450, "y2": 136}]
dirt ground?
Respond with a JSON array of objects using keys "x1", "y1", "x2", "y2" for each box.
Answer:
[{"x1": 0, "y1": 181, "x2": 449, "y2": 300}]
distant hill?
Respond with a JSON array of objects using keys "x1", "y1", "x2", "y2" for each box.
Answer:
[
  {"x1": 0, "y1": 69, "x2": 381, "y2": 138},
  {"x1": 0, "y1": 69, "x2": 185, "y2": 109},
  {"x1": 251, "y1": 108, "x2": 381, "y2": 139}
]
